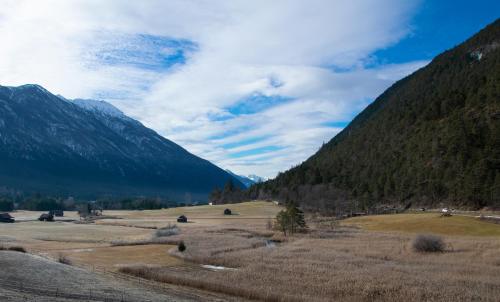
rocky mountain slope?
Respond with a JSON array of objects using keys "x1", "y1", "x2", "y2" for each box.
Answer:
[{"x1": 0, "y1": 84, "x2": 243, "y2": 200}]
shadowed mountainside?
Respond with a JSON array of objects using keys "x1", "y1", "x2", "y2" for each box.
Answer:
[
  {"x1": 248, "y1": 19, "x2": 500, "y2": 211},
  {"x1": 0, "y1": 84, "x2": 243, "y2": 200}
]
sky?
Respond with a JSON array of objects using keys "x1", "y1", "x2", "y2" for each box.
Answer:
[{"x1": 0, "y1": 0, "x2": 498, "y2": 179}]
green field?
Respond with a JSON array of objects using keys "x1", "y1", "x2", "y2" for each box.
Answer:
[{"x1": 343, "y1": 213, "x2": 500, "y2": 236}]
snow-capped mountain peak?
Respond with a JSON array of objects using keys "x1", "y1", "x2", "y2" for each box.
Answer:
[
  {"x1": 247, "y1": 174, "x2": 266, "y2": 183},
  {"x1": 73, "y1": 99, "x2": 126, "y2": 119},
  {"x1": 225, "y1": 170, "x2": 266, "y2": 188}
]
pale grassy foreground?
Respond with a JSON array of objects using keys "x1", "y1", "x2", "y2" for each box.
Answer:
[
  {"x1": 117, "y1": 204, "x2": 500, "y2": 302},
  {"x1": 2, "y1": 201, "x2": 500, "y2": 301}
]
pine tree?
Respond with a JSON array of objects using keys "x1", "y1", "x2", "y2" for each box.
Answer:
[
  {"x1": 276, "y1": 210, "x2": 291, "y2": 236},
  {"x1": 275, "y1": 203, "x2": 307, "y2": 236}
]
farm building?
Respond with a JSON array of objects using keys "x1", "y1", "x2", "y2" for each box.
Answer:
[
  {"x1": 39, "y1": 213, "x2": 54, "y2": 222},
  {"x1": 0, "y1": 213, "x2": 14, "y2": 223}
]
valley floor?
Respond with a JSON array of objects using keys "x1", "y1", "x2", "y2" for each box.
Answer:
[{"x1": 2, "y1": 201, "x2": 500, "y2": 301}]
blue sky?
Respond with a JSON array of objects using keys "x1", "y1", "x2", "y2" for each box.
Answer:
[
  {"x1": 0, "y1": 0, "x2": 498, "y2": 178},
  {"x1": 373, "y1": 0, "x2": 500, "y2": 65}
]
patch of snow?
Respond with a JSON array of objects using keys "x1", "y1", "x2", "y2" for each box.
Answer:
[
  {"x1": 470, "y1": 50, "x2": 483, "y2": 61},
  {"x1": 265, "y1": 240, "x2": 277, "y2": 248},
  {"x1": 16, "y1": 84, "x2": 53, "y2": 98},
  {"x1": 73, "y1": 99, "x2": 126, "y2": 119},
  {"x1": 248, "y1": 174, "x2": 266, "y2": 183},
  {"x1": 71, "y1": 248, "x2": 94, "y2": 253},
  {"x1": 201, "y1": 264, "x2": 237, "y2": 271}
]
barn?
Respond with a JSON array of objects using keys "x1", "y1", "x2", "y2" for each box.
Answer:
[{"x1": 0, "y1": 213, "x2": 15, "y2": 223}]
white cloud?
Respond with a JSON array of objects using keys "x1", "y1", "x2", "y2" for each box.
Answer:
[{"x1": 0, "y1": 0, "x2": 426, "y2": 178}]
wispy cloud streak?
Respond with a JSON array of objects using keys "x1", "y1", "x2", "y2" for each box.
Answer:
[{"x1": 0, "y1": 0, "x2": 426, "y2": 178}]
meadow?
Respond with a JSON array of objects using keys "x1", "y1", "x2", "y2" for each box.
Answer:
[{"x1": 2, "y1": 202, "x2": 500, "y2": 301}]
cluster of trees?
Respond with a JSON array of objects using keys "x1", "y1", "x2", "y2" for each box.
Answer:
[
  {"x1": 94, "y1": 197, "x2": 168, "y2": 210},
  {"x1": 0, "y1": 193, "x2": 179, "y2": 211},
  {"x1": 0, "y1": 198, "x2": 14, "y2": 211},
  {"x1": 209, "y1": 180, "x2": 246, "y2": 204},
  {"x1": 275, "y1": 203, "x2": 307, "y2": 236},
  {"x1": 0, "y1": 194, "x2": 71, "y2": 211}
]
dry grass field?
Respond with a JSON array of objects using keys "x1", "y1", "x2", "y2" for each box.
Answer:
[
  {"x1": 343, "y1": 212, "x2": 500, "y2": 236},
  {"x1": 2, "y1": 201, "x2": 500, "y2": 301}
]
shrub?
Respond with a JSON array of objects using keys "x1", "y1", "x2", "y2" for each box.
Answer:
[
  {"x1": 0, "y1": 246, "x2": 26, "y2": 253},
  {"x1": 58, "y1": 253, "x2": 73, "y2": 265},
  {"x1": 155, "y1": 224, "x2": 179, "y2": 237},
  {"x1": 178, "y1": 241, "x2": 186, "y2": 252},
  {"x1": 266, "y1": 218, "x2": 273, "y2": 230},
  {"x1": 412, "y1": 234, "x2": 445, "y2": 253},
  {"x1": 275, "y1": 203, "x2": 307, "y2": 236},
  {"x1": 8, "y1": 246, "x2": 26, "y2": 253}
]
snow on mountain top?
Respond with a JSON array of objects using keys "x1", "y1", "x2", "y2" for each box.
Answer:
[
  {"x1": 14, "y1": 84, "x2": 52, "y2": 96},
  {"x1": 19, "y1": 84, "x2": 46, "y2": 90},
  {"x1": 248, "y1": 174, "x2": 266, "y2": 183},
  {"x1": 73, "y1": 99, "x2": 126, "y2": 119},
  {"x1": 225, "y1": 169, "x2": 266, "y2": 187}
]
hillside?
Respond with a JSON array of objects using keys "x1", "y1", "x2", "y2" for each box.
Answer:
[
  {"x1": 250, "y1": 19, "x2": 500, "y2": 211},
  {"x1": 0, "y1": 84, "x2": 243, "y2": 200}
]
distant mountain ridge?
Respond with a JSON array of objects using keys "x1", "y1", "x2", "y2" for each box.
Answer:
[
  {"x1": 225, "y1": 170, "x2": 266, "y2": 188},
  {"x1": 0, "y1": 84, "x2": 244, "y2": 200},
  {"x1": 247, "y1": 174, "x2": 266, "y2": 184},
  {"x1": 249, "y1": 19, "x2": 500, "y2": 211}
]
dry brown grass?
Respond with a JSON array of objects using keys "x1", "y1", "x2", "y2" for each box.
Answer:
[
  {"x1": 59, "y1": 244, "x2": 183, "y2": 270},
  {"x1": 120, "y1": 216, "x2": 500, "y2": 302},
  {"x1": 343, "y1": 213, "x2": 500, "y2": 236},
  {"x1": 119, "y1": 265, "x2": 295, "y2": 302},
  {"x1": 5, "y1": 202, "x2": 500, "y2": 301}
]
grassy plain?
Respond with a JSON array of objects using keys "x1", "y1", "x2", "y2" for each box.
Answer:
[
  {"x1": 2, "y1": 202, "x2": 500, "y2": 301},
  {"x1": 343, "y1": 212, "x2": 500, "y2": 236}
]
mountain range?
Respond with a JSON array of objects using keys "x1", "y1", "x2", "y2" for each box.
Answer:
[
  {"x1": 0, "y1": 84, "x2": 244, "y2": 201},
  {"x1": 249, "y1": 19, "x2": 500, "y2": 211},
  {"x1": 225, "y1": 170, "x2": 266, "y2": 188}
]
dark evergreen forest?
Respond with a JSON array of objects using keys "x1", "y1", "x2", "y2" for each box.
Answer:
[{"x1": 242, "y1": 19, "x2": 500, "y2": 212}]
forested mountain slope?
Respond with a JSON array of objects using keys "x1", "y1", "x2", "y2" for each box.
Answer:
[{"x1": 250, "y1": 19, "x2": 500, "y2": 211}]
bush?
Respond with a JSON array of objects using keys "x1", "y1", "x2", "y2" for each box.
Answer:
[
  {"x1": 266, "y1": 218, "x2": 273, "y2": 230},
  {"x1": 58, "y1": 253, "x2": 73, "y2": 265},
  {"x1": 0, "y1": 246, "x2": 26, "y2": 253},
  {"x1": 412, "y1": 234, "x2": 445, "y2": 253},
  {"x1": 8, "y1": 246, "x2": 26, "y2": 253},
  {"x1": 155, "y1": 224, "x2": 179, "y2": 237},
  {"x1": 178, "y1": 241, "x2": 186, "y2": 252}
]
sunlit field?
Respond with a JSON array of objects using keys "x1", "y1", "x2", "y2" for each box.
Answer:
[
  {"x1": 343, "y1": 212, "x2": 500, "y2": 236},
  {"x1": 2, "y1": 202, "x2": 500, "y2": 301}
]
